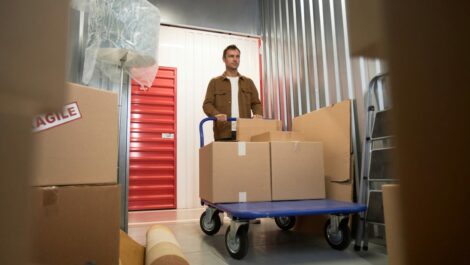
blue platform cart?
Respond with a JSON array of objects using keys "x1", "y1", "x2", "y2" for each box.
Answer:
[{"x1": 198, "y1": 117, "x2": 367, "y2": 259}]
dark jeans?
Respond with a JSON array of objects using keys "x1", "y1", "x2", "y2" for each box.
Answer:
[{"x1": 216, "y1": 131, "x2": 237, "y2": 141}]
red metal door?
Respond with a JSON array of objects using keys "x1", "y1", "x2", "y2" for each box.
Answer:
[{"x1": 129, "y1": 67, "x2": 177, "y2": 211}]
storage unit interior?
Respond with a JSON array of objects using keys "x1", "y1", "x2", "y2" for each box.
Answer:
[{"x1": 9, "y1": 0, "x2": 468, "y2": 264}]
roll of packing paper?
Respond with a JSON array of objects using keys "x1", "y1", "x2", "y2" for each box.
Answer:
[{"x1": 146, "y1": 225, "x2": 189, "y2": 265}]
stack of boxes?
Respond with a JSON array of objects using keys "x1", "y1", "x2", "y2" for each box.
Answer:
[
  {"x1": 199, "y1": 100, "x2": 353, "y2": 205},
  {"x1": 30, "y1": 83, "x2": 120, "y2": 265}
]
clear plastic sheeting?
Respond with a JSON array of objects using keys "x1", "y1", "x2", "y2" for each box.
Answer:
[{"x1": 81, "y1": 0, "x2": 160, "y2": 88}]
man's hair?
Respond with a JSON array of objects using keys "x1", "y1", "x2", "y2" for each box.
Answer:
[{"x1": 223, "y1": 45, "x2": 241, "y2": 58}]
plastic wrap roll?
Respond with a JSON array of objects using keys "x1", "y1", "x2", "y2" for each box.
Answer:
[
  {"x1": 80, "y1": 0, "x2": 160, "y2": 88},
  {"x1": 145, "y1": 225, "x2": 189, "y2": 265}
]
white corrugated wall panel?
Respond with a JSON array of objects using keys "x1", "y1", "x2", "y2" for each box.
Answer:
[{"x1": 159, "y1": 26, "x2": 261, "y2": 208}]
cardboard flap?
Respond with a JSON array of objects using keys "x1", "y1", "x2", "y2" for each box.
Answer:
[
  {"x1": 250, "y1": 131, "x2": 307, "y2": 142},
  {"x1": 292, "y1": 100, "x2": 351, "y2": 182}
]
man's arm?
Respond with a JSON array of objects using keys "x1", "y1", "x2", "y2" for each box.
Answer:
[{"x1": 249, "y1": 79, "x2": 263, "y2": 117}]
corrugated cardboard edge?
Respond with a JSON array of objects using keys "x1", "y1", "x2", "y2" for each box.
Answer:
[
  {"x1": 120, "y1": 230, "x2": 145, "y2": 265},
  {"x1": 250, "y1": 131, "x2": 307, "y2": 142},
  {"x1": 199, "y1": 142, "x2": 213, "y2": 202},
  {"x1": 383, "y1": 184, "x2": 405, "y2": 265}
]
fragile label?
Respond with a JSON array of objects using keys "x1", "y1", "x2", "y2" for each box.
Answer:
[
  {"x1": 239, "y1": 192, "x2": 247, "y2": 202},
  {"x1": 32, "y1": 102, "x2": 82, "y2": 133},
  {"x1": 238, "y1": 142, "x2": 246, "y2": 156},
  {"x1": 162, "y1": 133, "x2": 174, "y2": 139}
]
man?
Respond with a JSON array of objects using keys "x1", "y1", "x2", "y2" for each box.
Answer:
[{"x1": 203, "y1": 44, "x2": 263, "y2": 141}]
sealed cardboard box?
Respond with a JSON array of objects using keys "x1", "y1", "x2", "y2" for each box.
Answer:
[
  {"x1": 31, "y1": 83, "x2": 118, "y2": 186},
  {"x1": 270, "y1": 142, "x2": 325, "y2": 200},
  {"x1": 199, "y1": 142, "x2": 271, "y2": 203},
  {"x1": 30, "y1": 185, "x2": 120, "y2": 265},
  {"x1": 250, "y1": 131, "x2": 306, "y2": 142},
  {"x1": 236, "y1": 118, "x2": 281, "y2": 141}
]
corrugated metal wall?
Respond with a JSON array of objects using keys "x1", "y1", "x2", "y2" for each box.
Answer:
[
  {"x1": 260, "y1": 0, "x2": 387, "y2": 132},
  {"x1": 149, "y1": 0, "x2": 261, "y2": 36}
]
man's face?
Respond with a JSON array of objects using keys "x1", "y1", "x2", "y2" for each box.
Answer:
[{"x1": 223, "y1": 49, "x2": 240, "y2": 71}]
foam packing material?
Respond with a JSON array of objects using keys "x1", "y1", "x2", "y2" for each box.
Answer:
[{"x1": 146, "y1": 225, "x2": 189, "y2": 265}]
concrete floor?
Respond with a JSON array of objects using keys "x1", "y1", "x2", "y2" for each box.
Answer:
[{"x1": 128, "y1": 208, "x2": 388, "y2": 265}]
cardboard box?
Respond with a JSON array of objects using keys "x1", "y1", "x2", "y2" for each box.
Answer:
[
  {"x1": 347, "y1": 0, "x2": 386, "y2": 58},
  {"x1": 292, "y1": 100, "x2": 351, "y2": 184},
  {"x1": 120, "y1": 230, "x2": 145, "y2": 265},
  {"x1": 270, "y1": 142, "x2": 325, "y2": 200},
  {"x1": 292, "y1": 101, "x2": 353, "y2": 234},
  {"x1": 0, "y1": 112, "x2": 34, "y2": 265},
  {"x1": 199, "y1": 142, "x2": 271, "y2": 203},
  {"x1": 236, "y1": 118, "x2": 281, "y2": 141},
  {"x1": 1, "y1": 1, "x2": 69, "y2": 113},
  {"x1": 1, "y1": 2, "x2": 69, "y2": 262},
  {"x1": 383, "y1": 184, "x2": 404, "y2": 265},
  {"x1": 31, "y1": 83, "x2": 118, "y2": 186},
  {"x1": 250, "y1": 131, "x2": 306, "y2": 142},
  {"x1": 30, "y1": 185, "x2": 120, "y2": 265}
]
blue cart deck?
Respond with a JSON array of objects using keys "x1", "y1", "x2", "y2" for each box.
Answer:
[{"x1": 203, "y1": 199, "x2": 367, "y2": 219}]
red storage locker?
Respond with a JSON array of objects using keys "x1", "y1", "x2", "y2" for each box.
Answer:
[{"x1": 129, "y1": 67, "x2": 177, "y2": 210}]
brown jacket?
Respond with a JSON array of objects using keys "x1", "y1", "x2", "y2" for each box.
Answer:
[{"x1": 203, "y1": 73, "x2": 263, "y2": 140}]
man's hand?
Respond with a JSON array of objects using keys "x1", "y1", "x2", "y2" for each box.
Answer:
[
  {"x1": 252, "y1": 114, "x2": 263, "y2": 119},
  {"x1": 215, "y1": 114, "x2": 227, "y2": 121}
]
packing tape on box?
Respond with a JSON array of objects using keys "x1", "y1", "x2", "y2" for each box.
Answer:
[
  {"x1": 146, "y1": 224, "x2": 189, "y2": 265},
  {"x1": 293, "y1": 141, "x2": 300, "y2": 152},
  {"x1": 43, "y1": 187, "x2": 58, "y2": 206},
  {"x1": 238, "y1": 142, "x2": 246, "y2": 156},
  {"x1": 239, "y1": 192, "x2": 247, "y2": 202}
]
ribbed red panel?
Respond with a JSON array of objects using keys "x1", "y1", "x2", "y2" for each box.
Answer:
[{"x1": 129, "y1": 67, "x2": 177, "y2": 211}]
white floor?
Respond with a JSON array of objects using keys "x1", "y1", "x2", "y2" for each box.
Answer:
[{"x1": 128, "y1": 208, "x2": 388, "y2": 265}]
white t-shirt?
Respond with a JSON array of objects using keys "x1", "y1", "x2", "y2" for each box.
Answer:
[{"x1": 228, "y1": 76, "x2": 239, "y2": 131}]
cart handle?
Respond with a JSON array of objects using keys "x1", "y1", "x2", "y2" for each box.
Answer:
[{"x1": 199, "y1": 117, "x2": 237, "y2": 147}]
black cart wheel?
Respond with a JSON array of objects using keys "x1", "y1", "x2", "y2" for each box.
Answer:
[
  {"x1": 225, "y1": 224, "x2": 249, "y2": 259},
  {"x1": 324, "y1": 218, "x2": 351, "y2": 250},
  {"x1": 274, "y1": 216, "x2": 296, "y2": 231},
  {"x1": 200, "y1": 211, "x2": 221, "y2": 235}
]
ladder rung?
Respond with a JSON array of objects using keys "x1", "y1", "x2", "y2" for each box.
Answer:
[
  {"x1": 371, "y1": 136, "x2": 395, "y2": 141},
  {"x1": 372, "y1": 109, "x2": 394, "y2": 138},
  {"x1": 369, "y1": 178, "x2": 399, "y2": 183},
  {"x1": 371, "y1": 147, "x2": 395, "y2": 151},
  {"x1": 366, "y1": 221, "x2": 386, "y2": 226}
]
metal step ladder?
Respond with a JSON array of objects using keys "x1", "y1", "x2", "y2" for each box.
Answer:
[{"x1": 355, "y1": 73, "x2": 396, "y2": 251}]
